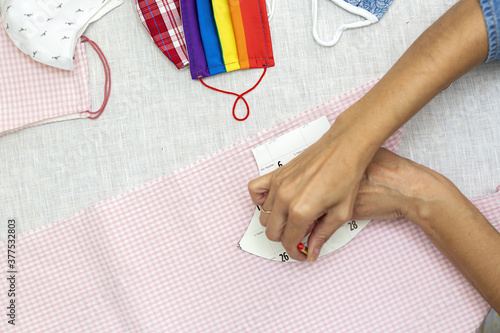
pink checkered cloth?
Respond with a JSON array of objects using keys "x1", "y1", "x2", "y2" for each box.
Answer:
[
  {"x1": 0, "y1": 16, "x2": 91, "y2": 136},
  {"x1": 135, "y1": 0, "x2": 189, "y2": 70},
  {"x1": 1, "y1": 80, "x2": 495, "y2": 332}
]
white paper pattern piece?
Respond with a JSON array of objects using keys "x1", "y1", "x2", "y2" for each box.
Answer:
[{"x1": 239, "y1": 116, "x2": 370, "y2": 262}]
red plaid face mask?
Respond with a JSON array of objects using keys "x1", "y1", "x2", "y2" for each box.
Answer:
[{"x1": 135, "y1": 0, "x2": 189, "y2": 70}]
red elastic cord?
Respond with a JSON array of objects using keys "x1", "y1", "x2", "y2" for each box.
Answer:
[
  {"x1": 81, "y1": 35, "x2": 111, "y2": 120},
  {"x1": 199, "y1": 68, "x2": 267, "y2": 121}
]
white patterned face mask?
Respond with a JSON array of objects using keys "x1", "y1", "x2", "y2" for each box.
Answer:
[
  {"x1": 1, "y1": 0, "x2": 123, "y2": 70},
  {"x1": 312, "y1": 0, "x2": 394, "y2": 47}
]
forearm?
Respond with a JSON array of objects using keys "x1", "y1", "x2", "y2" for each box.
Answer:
[
  {"x1": 410, "y1": 171, "x2": 500, "y2": 312},
  {"x1": 364, "y1": 0, "x2": 498, "y2": 309},
  {"x1": 333, "y1": 0, "x2": 489, "y2": 154},
  {"x1": 353, "y1": 149, "x2": 500, "y2": 311}
]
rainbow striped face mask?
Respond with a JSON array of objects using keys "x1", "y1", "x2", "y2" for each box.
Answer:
[
  {"x1": 136, "y1": 0, "x2": 274, "y2": 120},
  {"x1": 180, "y1": 0, "x2": 275, "y2": 120},
  {"x1": 180, "y1": 0, "x2": 274, "y2": 79}
]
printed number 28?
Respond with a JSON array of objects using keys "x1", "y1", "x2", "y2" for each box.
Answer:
[
  {"x1": 279, "y1": 252, "x2": 289, "y2": 262},
  {"x1": 348, "y1": 221, "x2": 358, "y2": 231}
]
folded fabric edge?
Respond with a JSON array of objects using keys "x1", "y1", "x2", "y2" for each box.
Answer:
[{"x1": 0, "y1": 112, "x2": 89, "y2": 138}]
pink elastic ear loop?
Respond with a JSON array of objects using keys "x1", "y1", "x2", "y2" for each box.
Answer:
[
  {"x1": 199, "y1": 68, "x2": 267, "y2": 121},
  {"x1": 81, "y1": 35, "x2": 111, "y2": 120}
]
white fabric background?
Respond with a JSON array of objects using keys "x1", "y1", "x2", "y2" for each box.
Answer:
[{"x1": 1, "y1": 0, "x2": 499, "y2": 239}]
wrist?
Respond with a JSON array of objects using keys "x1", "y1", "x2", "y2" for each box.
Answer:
[
  {"x1": 404, "y1": 165, "x2": 469, "y2": 231},
  {"x1": 329, "y1": 106, "x2": 386, "y2": 161}
]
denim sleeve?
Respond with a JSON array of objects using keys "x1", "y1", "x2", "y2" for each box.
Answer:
[{"x1": 479, "y1": 0, "x2": 500, "y2": 62}]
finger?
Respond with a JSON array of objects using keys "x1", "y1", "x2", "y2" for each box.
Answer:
[
  {"x1": 248, "y1": 173, "x2": 273, "y2": 205},
  {"x1": 259, "y1": 204, "x2": 272, "y2": 227},
  {"x1": 254, "y1": 170, "x2": 284, "y2": 227},
  {"x1": 259, "y1": 209, "x2": 270, "y2": 227},
  {"x1": 305, "y1": 219, "x2": 319, "y2": 236},
  {"x1": 280, "y1": 202, "x2": 321, "y2": 261},
  {"x1": 264, "y1": 197, "x2": 288, "y2": 242},
  {"x1": 259, "y1": 182, "x2": 280, "y2": 227},
  {"x1": 307, "y1": 210, "x2": 348, "y2": 262},
  {"x1": 280, "y1": 220, "x2": 311, "y2": 262},
  {"x1": 248, "y1": 174, "x2": 272, "y2": 227}
]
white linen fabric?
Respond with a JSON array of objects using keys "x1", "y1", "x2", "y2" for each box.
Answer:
[{"x1": 1, "y1": 1, "x2": 500, "y2": 330}]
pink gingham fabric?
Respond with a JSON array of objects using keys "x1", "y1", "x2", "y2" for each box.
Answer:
[
  {"x1": 135, "y1": 0, "x2": 189, "y2": 70},
  {"x1": 0, "y1": 15, "x2": 91, "y2": 136},
  {"x1": 1, "y1": 80, "x2": 495, "y2": 332}
]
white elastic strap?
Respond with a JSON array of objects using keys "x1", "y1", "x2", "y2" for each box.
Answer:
[
  {"x1": 266, "y1": 0, "x2": 275, "y2": 22},
  {"x1": 312, "y1": 0, "x2": 378, "y2": 47}
]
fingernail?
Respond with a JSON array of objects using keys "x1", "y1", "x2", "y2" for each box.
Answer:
[{"x1": 309, "y1": 248, "x2": 320, "y2": 263}]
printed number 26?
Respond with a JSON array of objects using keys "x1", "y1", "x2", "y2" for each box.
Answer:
[{"x1": 279, "y1": 252, "x2": 289, "y2": 262}]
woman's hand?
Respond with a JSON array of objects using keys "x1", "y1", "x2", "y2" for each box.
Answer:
[
  {"x1": 352, "y1": 148, "x2": 471, "y2": 225},
  {"x1": 351, "y1": 148, "x2": 428, "y2": 222},
  {"x1": 248, "y1": 113, "x2": 379, "y2": 262},
  {"x1": 354, "y1": 148, "x2": 500, "y2": 312}
]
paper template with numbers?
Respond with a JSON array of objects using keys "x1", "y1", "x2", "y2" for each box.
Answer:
[{"x1": 239, "y1": 116, "x2": 370, "y2": 262}]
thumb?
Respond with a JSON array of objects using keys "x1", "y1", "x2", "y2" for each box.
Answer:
[{"x1": 248, "y1": 173, "x2": 273, "y2": 205}]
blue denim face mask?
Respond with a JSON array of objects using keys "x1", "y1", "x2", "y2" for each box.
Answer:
[{"x1": 312, "y1": 0, "x2": 394, "y2": 46}]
